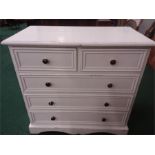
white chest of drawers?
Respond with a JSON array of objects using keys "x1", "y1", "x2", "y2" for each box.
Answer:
[{"x1": 2, "y1": 26, "x2": 155, "y2": 134}]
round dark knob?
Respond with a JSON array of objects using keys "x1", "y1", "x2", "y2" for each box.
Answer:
[
  {"x1": 110, "y1": 59, "x2": 116, "y2": 65},
  {"x1": 104, "y1": 102, "x2": 109, "y2": 107},
  {"x1": 42, "y1": 59, "x2": 49, "y2": 64},
  {"x1": 45, "y1": 82, "x2": 52, "y2": 87},
  {"x1": 102, "y1": 118, "x2": 106, "y2": 122},
  {"x1": 107, "y1": 83, "x2": 113, "y2": 88},
  {"x1": 51, "y1": 116, "x2": 56, "y2": 121},
  {"x1": 49, "y1": 101, "x2": 54, "y2": 106}
]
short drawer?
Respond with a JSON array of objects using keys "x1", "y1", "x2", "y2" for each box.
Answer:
[
  {"x1": 30, "y1": 110, "x2": 127, "y2": 125},
  {"x1": 11, "y1": 47, "x2": 77, "y2": 71},
  {"x1": 79, "y1": 48, "x2": 148, "y2": 71},
  {"x1": 20, "y1": 74, "x2": 139, "y2": 93},
  {"x1": 25, "y1": 94, "x2": 133, "y2": 111}
]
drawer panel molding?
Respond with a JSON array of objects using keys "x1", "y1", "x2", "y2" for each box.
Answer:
[
  {"x1": 30, "y1": 110, "x2": 127, "y2": 126},
  {"x1": 25, "y1": 94, "x2": 133, "y2": 111},
  {"x1": 20, "y1": 74, "x2": 139, "y2": 93},
  {"x1": 79, "y1": 49, "x2": 148, "y2": 72},
  {"x1": 10, "y1": 47, "x2": 77, "y2": 71}
]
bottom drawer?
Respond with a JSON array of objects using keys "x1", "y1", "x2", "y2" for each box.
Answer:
[{"x1": 30, "y1": 111, "x2": 127, "y2": 126}]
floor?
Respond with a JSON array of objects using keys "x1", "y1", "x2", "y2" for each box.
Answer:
[{"x1": 0, "y1": 24, "x2": 154, "y2": 135}]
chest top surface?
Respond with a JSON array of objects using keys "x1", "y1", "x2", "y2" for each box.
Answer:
[{"x1": 1, "y1": 26, "x2": 155, "y2": 47}]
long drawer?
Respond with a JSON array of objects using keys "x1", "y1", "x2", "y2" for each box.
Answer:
[
  {"x1": 30, "y1": 110, "x2": 127, "y2": 125},
  {"x1": 20, "y1": 74, "x2": 139, "y2": 93},
  {"x1": 25, "y1": 94, "x2": 132, "y2": 111},
  {"x1": 79, "y1": 48, "x2": 147, "y2": 72},
  {"x1": 11, "y1": 47, "x2": 77, "y2": 71}
]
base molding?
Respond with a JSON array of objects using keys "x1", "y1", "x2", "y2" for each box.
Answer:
[{"x1": 29, "y1": 123, "x2": 128, "y2": 135}]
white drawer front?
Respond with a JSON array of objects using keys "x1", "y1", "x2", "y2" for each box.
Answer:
[
  {"x1": 79, "y1": 49, "x2": 147, "y2": 71},
  {"x1": 31, "y1": 111, "x2": 127, "y2": 125},
  {"x1": 26, "y1": 94, "x2": 132, "y2": 111},
  {"x1": 20, "y1": 75, "x2": 139, "y2": 93},
  {"x1": 11, "y1": 48, "x2": 77, "y2": 71}
]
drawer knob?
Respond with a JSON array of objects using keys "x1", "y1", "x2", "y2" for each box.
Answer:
[
  {"x1": 102, "y1": 118, "x2": 107, "y2": 122},
  {"x1": 104, "y1": 102, "x2": 109, "y2": 107},
  {"x1": 107, "y1": 83, "x2": 113, "y2": 88},
  {"x1": 42, "y1": 58, "x2": 49, "y2": 64},
  {"x1": 51, "y1": 116, "x2": 56, "y2": 121},
  {"x1": 45, "y1": 82, "x2": 52, "y2": 87},
  {"x1": 110, "y1": 59, "x2": 116, "y2": 65},
  {"x1": 49, "y1": 101, "x2": 54, "y2": 106}
]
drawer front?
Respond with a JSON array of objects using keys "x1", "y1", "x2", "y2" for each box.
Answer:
[
  {"x1": 26, "y1": 94, "x2": 132, "y2": 110},
  {"x1": 11, "y1": 48, "x2": 77, "y2": 71},
  {"x1": 79, "y1": 49, "x2": 147, "y2": 71},
  {"x1": 21, "y1": 75, "x2": 138, "y2": 93},
  {"x1": 31, "y1": 111, "x2": 127, "y2": 125}
]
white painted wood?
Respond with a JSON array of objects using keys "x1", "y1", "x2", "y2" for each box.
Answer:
[
  {"x1": 20, "y1": 74, "x2": 139, "y2": 93},
  {"x1": 79, "y1": 48, "x2": 147, "y2": 72},
  {"x1": 2, "y1": 26, "x2": 155, "y2": 134},
  {"x1": 125, "y1": 49, "x2": 151, "y2": 125},
  {"x1": 25, "y1": 94, "x2": 132, "y2": 111},
  {"x1": 29, "y1": 123, "x2": 128, "y2": 134},
  {"x1": 1, "y1": 26, "x2": 155, "y2": 47},
  {"x1": 30, "y1": 110, "x2": 127, "y2": 126},
  {"x1": 11, "y1": 47, "x2": 77, "y2": 71},
  {"x1": 8, "y1": 47, "x2": 34, "y2": 123}
]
